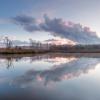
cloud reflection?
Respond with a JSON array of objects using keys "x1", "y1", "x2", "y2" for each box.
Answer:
[
  {"x1": 0, "y1": 54, "x2": 100, "y2": 87},
  {"x1": 11, "y1": 54, "x2": 100, "y2": 87}
]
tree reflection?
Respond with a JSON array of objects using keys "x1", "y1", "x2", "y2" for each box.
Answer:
[
  {"x1": 0, "y1": 56, "x2": 22, "y2": 69},
  {"x1": 6, "y1": 58, "x2": 14, "y2": 69}
]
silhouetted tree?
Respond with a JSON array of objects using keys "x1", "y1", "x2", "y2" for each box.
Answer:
[
  {"x1": 4, "y1": 37, "x2": 12, "y2": 48},
  {"x1": 29, "y1": 39, "x2": 37, "y2": 48}
]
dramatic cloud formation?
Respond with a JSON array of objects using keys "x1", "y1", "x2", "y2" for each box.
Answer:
[
  {"x1": 12, "y1": 15, "x2": 41, "y2": 32},
  {"x1": 12, "y1": 15, "x2": 100, "y2": 44}
]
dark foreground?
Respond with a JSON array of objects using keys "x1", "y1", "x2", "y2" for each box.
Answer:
[{"x1": 0, "y1": 46, "x2": 100, "y2": 54}]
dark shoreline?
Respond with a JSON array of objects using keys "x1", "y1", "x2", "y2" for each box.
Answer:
[
  {"x1": 0, "y1": 53, "x2": 100, "y2": 59},
  {"x1": 0, "y1": 46, "x2": 100, "y2": 54},
  {"x1": 0, "y1": 49, "x2": 100, "y2": 54}
]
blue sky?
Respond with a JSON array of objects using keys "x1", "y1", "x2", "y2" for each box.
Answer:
[{"x1": 0, "y1": 0, "x2": 100, "y2": 43}]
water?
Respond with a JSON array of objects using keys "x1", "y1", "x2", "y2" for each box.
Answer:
[{"x1": 0, "y1": 53, "x2": 100, "y2": 100}]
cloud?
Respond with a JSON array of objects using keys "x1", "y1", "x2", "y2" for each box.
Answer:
[
  {"x1": 12, "y1": 15, "x2": 41, "y2": 32},
  {"x1": 12, "y1": 15, "x2": 36, "y2": 25},
  {"x1": 12, "y1": 14, "x2": 100, "y2": 44}
]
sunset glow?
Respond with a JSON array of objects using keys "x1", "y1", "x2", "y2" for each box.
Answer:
[{"x1": 46, "y1": 38, "x2": 76, "y2": 45}]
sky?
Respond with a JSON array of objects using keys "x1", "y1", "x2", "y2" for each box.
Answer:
[{"x1": 0, "y1": 0, "x2": 100, "y2": 44}]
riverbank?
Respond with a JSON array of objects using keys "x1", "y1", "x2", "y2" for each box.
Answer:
[
  {"x1": 0, "y1": 48, "x2": 49, "y2": 54},
  {"x1": 0, "y1": 46, "x2": 100, "y2": 54}
]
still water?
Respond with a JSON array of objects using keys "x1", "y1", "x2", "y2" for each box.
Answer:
[{"x1": 0, "y1": 53, "x2": 100, "y2": 100}]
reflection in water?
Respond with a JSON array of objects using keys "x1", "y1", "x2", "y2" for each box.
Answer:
[
  {"x1": 0, "y1": 54, "x2": 77, "y2": 69},
  {"x1": 0, "y1": 53, "x2": 100, "y2": 100},
  {"x1": 0, "y1": 56, "x2": 22, "y2": 69},
  {"x1": 12, "y1": 57, "x2": 99, "y2": 86}
]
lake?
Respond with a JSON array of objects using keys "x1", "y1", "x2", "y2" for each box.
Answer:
[{"x1": 0, "y1": 53, "x2": 100, "y2": 100}]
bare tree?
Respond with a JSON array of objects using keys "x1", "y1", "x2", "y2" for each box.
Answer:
[
  {"x1": 29, "y1": 38, "x2": 37, "y2": 49},
  {"x1": 29, "y1": 39, "x2": 44, "y2": 49},
  {"x1": 4, "y1": 37, "x2": 12, "y2": 48}
]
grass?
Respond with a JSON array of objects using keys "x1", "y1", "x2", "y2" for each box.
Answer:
[
  {"x1": 0, "y1": 48, "x2": 49, "y2": 54},
  {"x1": 0, "y1": 46, "x2": 100, "y2": 54}
]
